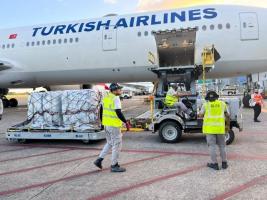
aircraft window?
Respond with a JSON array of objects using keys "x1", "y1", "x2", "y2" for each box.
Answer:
[
  {"x1": 144, "y1": 31, "x2": 148, "y2": 36},
  {"x1": 31, "y1": 42, "x2": 35, "y2": 46},
  {"x1": 75, "y1": 37, "x2": 79, "y2": 43},
  {"x1": 26, "y1": 42, "x2": 30, "y2": 47},
  {"x1": 58, "y1": 39, "x2": 62, "y2": 44},
  {"x1": 218, "y1": 24, "x2": 223, "y2": 30},
  {"x1": 42, "y1": 40, "x2": 46, "y2": 45},
  {"x1": 64, "y1": 38, "x2": 68, "y2": 43},
  {"x1": 11, "y1": 44, "x2": 15, "y2": 48},
  {"x1": 2, "y1": 44, "x2": 5, "y2": 49},
  {"x1": 138, "y1": 32, "x2": 141, "y2": 37},
  {"x1": 69, "y1": 38, "x2": 73, "y2": 43},
  {"x1": 53, "y1": 39, "x2": 57, "y2": 44},
  {"x1": 37, "y1": 41, "x2": 40, "y2": 46},
  {"x1": 202, "y1": 25, "x2": 207, "y2": 31},
  {"x1": 7, "y1": 44, "x2": 10, "y2": 49},
  {"x1": 210, "y1": 25, "x2": 215, "y2": 30},
  {"x1": 226, "y1": 23, "x2": 231, "y2": 29},
  {"x1": 243, "y1": 22, "x2": 247, "y2": 28},
  {"x1": 47, "y1": 40, "x2": 51, "y2": 45}
]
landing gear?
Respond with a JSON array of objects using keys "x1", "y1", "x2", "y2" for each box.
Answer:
[
  {"x1": 0, "y1": 88, "x2": 18, "y2": 108},
  {"x1": 9, "y1": 98, "x2": 18, "y2": 107}
]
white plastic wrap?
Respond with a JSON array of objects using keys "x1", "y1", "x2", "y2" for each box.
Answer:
[
  {"x1": 43, "y1": 91, "x2": 62, "y2": 128},
  {"x1": 27, "y1": 89, "x2": 102, "y2": 131},
  {"x1": 27, "y1": 92, "x2": 45, "y2": 128},
  {"x1": 62, "y1": 90, "x2": 102, "y2": 131}
]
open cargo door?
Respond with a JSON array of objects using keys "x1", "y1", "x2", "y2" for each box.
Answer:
[{"x1": 153, "y1": 28, "x2": 197, "y2": 68}]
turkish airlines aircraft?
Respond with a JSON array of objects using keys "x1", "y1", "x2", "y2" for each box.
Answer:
[{"x1": 0, "y1": 5, "x2": 266, "y2": 92}]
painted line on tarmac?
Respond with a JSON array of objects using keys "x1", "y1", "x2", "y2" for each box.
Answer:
[
  {"x1": 0, "y1": 154, "x2": 99, "y2": 176},
  {"x1": 4, "y1": 143, "x2": 267, "y2": 161},
  {"x1": 2, "y1": 143, "x2": 101, "y2": 151},
  {"x1": 0, "y1": 147, "x2": 34, "y2": 154},
  {"x1": 0, "y1": 153, "x2": 172, "y2": 196},
  {"x1": 88, "y1": 164, "x2": 205, "y2": 200},
  {"x1": 5, "y1": 143, "x2": 209, "y2": 156},
  {"x1": 212, "y1": 174, "x2": 267, "y2": 200},
  {"x1": 0, "y1": 149, "x2": 73, "y2": 163}
]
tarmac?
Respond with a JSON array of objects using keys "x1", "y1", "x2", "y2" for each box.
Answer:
[{"x1": 0, "y1": 96, "x2": 266, "y2": 200}]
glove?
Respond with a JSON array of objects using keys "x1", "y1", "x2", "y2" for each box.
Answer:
[{"x1": 126, "y1": 122, "x2": 131, "y2": 131}]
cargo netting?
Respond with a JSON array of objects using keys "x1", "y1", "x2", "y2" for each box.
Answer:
[{"x1": 27, "y1": 89, "x2": 102, "y2": 131}]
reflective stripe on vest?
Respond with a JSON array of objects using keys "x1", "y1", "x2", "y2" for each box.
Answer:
[
  {"x1": 203, "y1": 100, "x2": 226, "y2": 134},
  {"x1": 165, "y1": 94, "x2": 179, "y2": 107},
  {"x1": 102, "y1": 93, "x2": 122, "y2": 128}
]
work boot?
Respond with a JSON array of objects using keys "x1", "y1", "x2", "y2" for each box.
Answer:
[
  {"x1": 222, "y1": 162, "x2": 228, "y2": 169},
  {"x1": 111, "y1": 163, "x2": 126, "y2": 173},
  {"x1": 254, "y1": 119, "x2": 261, "y2": 122},
  {"x1": 94, "y1": 158, "x2": 104, "y2": 169},
  {"x1": 207, "y1": 163, "x2": 219, "y2": 170}
]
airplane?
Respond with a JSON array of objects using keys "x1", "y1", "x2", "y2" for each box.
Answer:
[{"x1": 0, "y1": 5, "x2": 267, "y2": 107}]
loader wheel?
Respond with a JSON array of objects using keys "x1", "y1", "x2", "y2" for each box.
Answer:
[
  {"x1": 225, "y1": 130, "x2": 235, "y2": 145},
  {"x1": 159, "y1": 121, "x2": 182, "y2": 143}
]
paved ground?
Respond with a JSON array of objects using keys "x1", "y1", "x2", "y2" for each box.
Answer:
[{"x1": 0, "y1": 97, "x2": 266, "y2": 200}]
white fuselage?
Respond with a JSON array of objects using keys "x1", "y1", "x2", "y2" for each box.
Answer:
[{"x1": 0, "y1": 5, "x2": 267, "y2": 88}]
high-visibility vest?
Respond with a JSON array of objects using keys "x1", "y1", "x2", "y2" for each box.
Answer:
[
  {"x1": 203, "y1": 100, "x2": 226, "y2": 134},
  {"x1": 165, "y1": 90, "x2": 179, "y2": 107},
  {"x1": 102, "y1": 93, "x2": 122, "y2": 128},
  {"x1": 253, "y1": 94, "x2": 263, "y2": 106}
]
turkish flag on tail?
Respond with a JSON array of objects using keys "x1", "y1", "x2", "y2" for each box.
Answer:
[{"x1": 9, "y1": 34, "x2": 17, "y2": 39}]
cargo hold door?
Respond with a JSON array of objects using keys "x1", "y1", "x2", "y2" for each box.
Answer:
[{"x1": 240, "y1": 12, "x2": 259, "y2": 41}]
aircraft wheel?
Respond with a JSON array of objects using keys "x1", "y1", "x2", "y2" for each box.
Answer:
[
  {"x1": 2, "y1": 98, "x2": 10, "y2": 108},
  {"x1": 9, "y1": 98, "x2": 18, "y2": 107}
]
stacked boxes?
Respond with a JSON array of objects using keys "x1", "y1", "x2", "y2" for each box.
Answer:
[
  {"x1": 27, "y1": 89, "x2": 102, "y2": 131},
  {"x1": 28, "y1": 92, "x2": 45, "y2": 128},
  {"x1": 62, "y1": 90, "x2": 101, "y2": 131}
]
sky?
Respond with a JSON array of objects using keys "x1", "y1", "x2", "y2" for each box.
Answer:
[{"x1": 1, "y1": 0, "x2": 267, "y2": 29}]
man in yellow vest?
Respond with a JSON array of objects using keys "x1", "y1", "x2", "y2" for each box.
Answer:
[
  {"x1": 199, "y1": 91, "x2": 229, "y2": 170},
  {"x1": 165, "y1": 84, "x2": 193, "y2": 118},
  {"x1": 94, "y1": 83, "x2": 130, "y2": 173}
]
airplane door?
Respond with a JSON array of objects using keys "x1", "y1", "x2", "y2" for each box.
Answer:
[
  {"x1": 240, "y1": 13, "x2": 259, "y2": 40},
  {"x1": 102, "y1": 26, "x2": 117, "y2": 51}
]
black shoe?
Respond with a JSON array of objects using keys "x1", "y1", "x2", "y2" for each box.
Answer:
[
  {"x1": 111, "y1": 163, "x2": 126, "y2": 173},
  {"x1": 207, "y1": 163, "x2": 219, "y2": 170},
  {"x1": 222, "y1": 162, "x2": 228, "y2": 169},
  {"x1": 94, "y1": 158, "x2": 103, "y2": 169},
  {"x1": 254, "y1": 120, "x2": 261, "y2": 122}
]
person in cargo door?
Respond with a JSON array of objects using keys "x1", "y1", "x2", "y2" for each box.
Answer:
[{"x1": 94, "y1": 83, "x2": 130, "y2": 173}]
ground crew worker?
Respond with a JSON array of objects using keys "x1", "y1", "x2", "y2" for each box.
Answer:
[
  {"x1": 252, "y1": 89, "x2": 264, "y2": 122},
  {"x1": 165, "y1": 84, "x2": 194, "y2": 118},
  {"x1": 199, "y1": 91, "x2": 229, "y2": 170},
  {"x1": 94, "y1": 83, "x2": 130, "y2": 173},
  {"x1": 0, "y1": 98, "x2": 3, "y2": 120}
]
